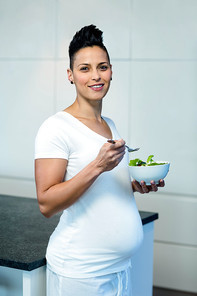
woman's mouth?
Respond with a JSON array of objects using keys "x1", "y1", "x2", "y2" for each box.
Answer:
[{"x1": 88, "y1": 84, "x2": 104, "y2": 91}]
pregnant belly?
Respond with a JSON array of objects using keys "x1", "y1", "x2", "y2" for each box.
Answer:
[{"x1": 73, "y1": 194, "x2": 144, "y2": 258}]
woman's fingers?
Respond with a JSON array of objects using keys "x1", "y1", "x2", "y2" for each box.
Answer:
[
  {"x1": 108, "y1": 138, "x2": 125, "y2": 146},
  {"x1": 132, "y1": 179, "x2": 144, "y2": 193},
  {"x1": 107, "y1": 139, "x2": 126, "y2": 159},
  {"x1": 140, "y1": 181, "x2": 150, "y2": 193},
  {"x1": 132, "y1": 179, "x2": 165, "y2": 194},
  {"x1": 150, "y1": 181, "x2": 158, "y2": 192},
  {"x1": 158, "y1": 179, "x2": 165, "y2": 187},
  {"x1": 96, "y1": 139, "x2": 126, "y2": 172}
]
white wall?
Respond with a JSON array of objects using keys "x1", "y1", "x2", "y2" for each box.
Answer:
[
  {"x1": 0, "y1": 0, "x2": 131, "y2": 197},
  {"x1": 0, "y1": 0, "x2": 197, "y2": 292},
  {"x1": 131, "y1": 0, "x2": 197, "y2": 293}
]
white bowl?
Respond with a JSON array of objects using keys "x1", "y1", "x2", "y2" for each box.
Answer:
[{"x1": 128, "y1": 162, "x2": 170, "y2": 185}]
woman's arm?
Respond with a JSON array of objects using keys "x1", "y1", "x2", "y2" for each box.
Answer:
[
  {"x1": 132, "y1": 179, "x2": 165, "y2": 194},
  {"x1": 35, "y1": 139, "x2": 125, "y2": 218}
]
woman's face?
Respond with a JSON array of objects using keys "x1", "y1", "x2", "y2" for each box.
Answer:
[{"x1": 67, "y1": 46, "x2": 112, "y2": 103}]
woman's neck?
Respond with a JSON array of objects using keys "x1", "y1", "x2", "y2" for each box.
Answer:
[{"x1": 65, "y1": 99, "x2": 103, "y2": 121}]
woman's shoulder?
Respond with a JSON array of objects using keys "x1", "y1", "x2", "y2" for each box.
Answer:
[
  {"x1": 35, "y1": 112, "x2": 70, "y2": 159},
  {"x1": 35, "y1": 112, "x2": 72, "y2": 144},
  {"x1": 38, "y1": 111, "x2": 71, "y2": 130}
]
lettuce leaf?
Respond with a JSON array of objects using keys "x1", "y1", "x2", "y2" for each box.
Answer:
[
  {"x1": 147, "y1": 155, "x2": 154, "y2": 164},
  {"x1": 129, "y1": 158, "x2": 146, "y2": 166},
  {"x1": 129, "y1": 155, "x2": 166, "y2": 166}
]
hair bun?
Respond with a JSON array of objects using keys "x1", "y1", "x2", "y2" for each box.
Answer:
[{"x1": 76, "y1": 24, "x2": 103, "y2": 44}]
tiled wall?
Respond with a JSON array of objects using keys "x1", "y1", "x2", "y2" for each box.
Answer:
[
  {"x1": 0, "y1": 0, "x2": 197, "y2": 292},
  {"x1": 131, "y1": 0, "x2": 197, "y2": 293},
  {"x1": 0, "y1": 0, "x2": 132, "y2": 196}
]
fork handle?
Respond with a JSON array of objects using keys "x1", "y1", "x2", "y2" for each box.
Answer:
[{"x1": 107, "y1": 139, "x2": 116, "y2": 144}]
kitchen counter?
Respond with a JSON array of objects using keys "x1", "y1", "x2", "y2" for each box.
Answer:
[
  {"x1": 0, "y1": 194, "x2": 60, "y2": 271},
  {"x1": 0, "y1": 194, "x2": 158, "y2": 296}
]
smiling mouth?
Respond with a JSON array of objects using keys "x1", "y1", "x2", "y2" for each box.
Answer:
[{"x1": 88, "y1": 84, "x2": 104, "y2": 90}]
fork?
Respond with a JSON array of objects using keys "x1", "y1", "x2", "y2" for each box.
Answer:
[
  {"x1": 107, "y1": 140, "x2": 140, "y2": 152},
  {"x1": 125, "y1": 145, "x2": 140, "y2": 152}
]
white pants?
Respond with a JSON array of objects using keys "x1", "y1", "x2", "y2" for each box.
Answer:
[{"x1": 47, "y1": 265, "x2": 132, "y2": 296}]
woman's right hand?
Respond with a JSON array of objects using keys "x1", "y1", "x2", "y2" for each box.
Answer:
[{"x1": 95, "y1": 139, "x2": 126, "y2": 172}]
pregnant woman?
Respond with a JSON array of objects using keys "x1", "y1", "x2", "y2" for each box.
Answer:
[{"x1": 35, "y1": 24, "x2": 164, "y2": 296}]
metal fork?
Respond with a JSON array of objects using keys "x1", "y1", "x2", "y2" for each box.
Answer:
[
  {"x1": 107, "y1": 140, "x2": 140, "y2": 153},
  {"x1": 125, "y1": 145, "x2": 140, "y2": 152}
]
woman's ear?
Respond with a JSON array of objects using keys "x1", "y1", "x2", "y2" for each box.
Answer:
[
  {"x1": 110, "y1": 64, "x2": 113, "y2": 81},
  {"x1": 67, "y1": 68, "x2": 74, "y2": 84}
]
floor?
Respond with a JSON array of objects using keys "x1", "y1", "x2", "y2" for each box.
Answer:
[{"x1": 153, "y1": 287, "x2": 197, "y2": 296}]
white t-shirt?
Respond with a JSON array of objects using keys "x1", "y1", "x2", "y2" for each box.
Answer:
[{"x1": 35, "y1": 111, "x2": 143, "y2": 278}]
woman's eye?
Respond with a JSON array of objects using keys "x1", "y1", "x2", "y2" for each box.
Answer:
[
  {"x1": 100, "y1": 65, "x2": 108, "y2": 70},
  {"x1": 80, "y1": 67, "x2": 89, "y2": 71}
]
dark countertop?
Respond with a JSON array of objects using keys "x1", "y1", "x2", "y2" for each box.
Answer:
[{"x1": 0, "y1": 195, "x2": 158, "y2": 271}]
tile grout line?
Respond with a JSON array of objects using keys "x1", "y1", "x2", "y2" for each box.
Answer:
[
  {"x1": 0, "y1": 175, "x2": 34, "y2": 182},
  {"x1": 1, "y1": 58, "x2": 197, "y2": 62},
  {"x1": 53, "y1": 0, "x2": 59, "y2": 113},
  {"x1": 154, "y1": 239, "x2": 197, "y2": 249}
]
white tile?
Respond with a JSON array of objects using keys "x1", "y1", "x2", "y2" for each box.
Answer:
[
  {"x1": 0, "y1": 61, "x2": 55, "y2": 179},
  {"x1": 0, "y1": 0, "x2": 56, "y2": 58},
  {"x1": 57, "y1": 0, "x2": 131, "y2": 59},
  {"x1": 153, "y1": 241, "x2": 197, "y2": 293},
  {"x1": 132, "y1": 0, "x2": 197, "y2": 59},
  {"x1": 135, "y1": 193, "x2": 197, "y2": 246},
  {"x1": 56, "y1": 60, "x2": 131, "y2": 143},
  {"x1": 0, "y1": 177, "x2": 36, "y2": 198},
  {"x1": 129, "y1": 61, "x2": 197, "y2": 196},
  {"x1": 55, "y1": 60, "x2": 77, "y2": 111}
]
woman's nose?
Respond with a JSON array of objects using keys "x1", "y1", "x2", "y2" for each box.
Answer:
[{"x1": 91, "y1": 69, "x2": 101, "y2": 81}]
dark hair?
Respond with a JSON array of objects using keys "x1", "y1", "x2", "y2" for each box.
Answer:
[{"x1": 69, "y1": 25, "x2": 110, "y2": 70}]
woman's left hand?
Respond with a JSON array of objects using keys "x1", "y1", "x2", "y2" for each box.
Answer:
[{"x1": 132, "y1": 179, "x2": 165, "y2": 194}]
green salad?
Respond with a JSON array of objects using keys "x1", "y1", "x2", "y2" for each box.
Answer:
[{"x1": 129, "y1": 155, "x2": 166, "y2": 167}]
